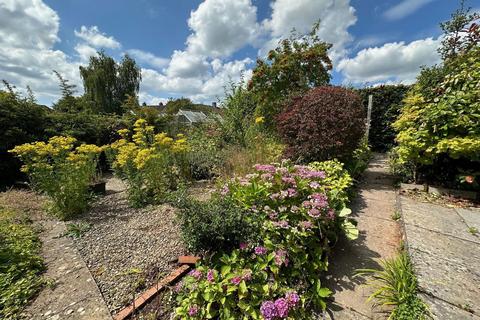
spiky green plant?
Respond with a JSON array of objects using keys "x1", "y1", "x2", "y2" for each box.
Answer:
[{"x1": 356, "y1": 252, "x2": 430, "y2": 320}]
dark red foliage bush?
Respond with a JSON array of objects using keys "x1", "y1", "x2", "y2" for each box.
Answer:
[{"x1": 277, "y1": 86, "x2": 365, "y2": 162}]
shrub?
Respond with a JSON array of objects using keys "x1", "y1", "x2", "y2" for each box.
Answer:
[
  {"x1": 175, "y1": 161, "x2": 357, "y2": 319},
  {"x1": 177, "y1": 196, "x2": 255, "y2": 253},
  {"x1": 107, "y1": 119, "x2": 189, "y2": 206},
  {"x1": 0, "y1": 208, "x2": 45, "y2": 318},
  {"x1": 356, "y1": 85, "x2": 410, "y2": 152},
  {"x1": 277, "y1": 86, "x2": 366, "y2": 162},
  {"x1": 186, "y1": 123, "x2": 224, "y2": 180},
  {"x1": 9, "y1": 137, "x2": 102, "y2": 220},
  {"x1": 393, "y1": 46, "x2": 480, "y2": 184}
]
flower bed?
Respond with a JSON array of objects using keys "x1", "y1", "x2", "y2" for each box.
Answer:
[{"x1": 175, "y1": 160, "x2": 357, "y2": 319}]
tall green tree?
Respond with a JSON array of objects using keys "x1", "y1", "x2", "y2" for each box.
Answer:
[
  {"x1": 79, "y1": 52, "x2": 141, "y2": 114},
  {"x1": 248, "y1": 22, "x2": 332, "y2": 128},
  {"x1": 52, "y1": 70, "x2": 83, "y2": 112}
]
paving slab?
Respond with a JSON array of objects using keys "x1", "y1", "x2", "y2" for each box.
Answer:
[
  {"x1": 22, "y1": 219, "x2": 112, "y2": 320},
  {"x1": 456, "y1": 207, "x2": 480, "y2": 232},
  {"x1": 326, "y1": 154, "x2": 401, "y2": 319},
  {"x1": 401, "y1": 197, "x2": 480, "y2": 244},
  {"x1": 400, "y1": 196, "x2": 480, "y2": 318},
  {"x1": 420, "y1": 294, "x2": 480, "y2": 320}
]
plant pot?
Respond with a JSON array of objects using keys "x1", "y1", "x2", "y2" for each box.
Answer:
[{"x1": 89, "y1": 181, "x2": 106, "y2": 195}]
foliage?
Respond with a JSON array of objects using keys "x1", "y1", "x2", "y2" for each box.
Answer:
[
  {"x1": 393, "y1": 46, "x2": 480, "y2": 181},
  {"x1": 107, "y1": 119, "x2": 189, "y2": 206},
  {"x1": 80, "y1": 52, "x2": 141, "y2": 114},
  {"x1": 186, "y1": 123, "x2": 224, "y2": 180},
  {"x1": 345, "y1": 138, "x2": 372, "y2": 179},
  {"x1": 356, "y1": 252, "x2": 429, "y2": 320},
  {"x1": 9, "y1": 136, "x2": 102, "y2": 219},
  {"x1": 52, "y1": 70, "x2": 84, "y2": 113},
  {"x1": 438, "y1": 0, "x2": 480, "y2": 61},
  {"x1": 356, "y1": 85, "x2": 411, "y2": 152},
  {"x1": 0, "y1": 89, "x2": 48, "y2": 187},
  {"x1": 221, "y1": 81, "x2": 257, "y2": 146},
  {"x1": 175, "y1": 161, "x2": 357, "y2": 319},
  {"x1": 177, "y1": 196, "x2": 255, "y2": 253},
  {"x1": 64, "y1": 222, "x2": 91, "y2": 238},
  {"x1": 248, "y1": 23, "x2": 332, "y2": 129},
  {"x1": 277, "y1": 86, "x2": 365, "y2": 162},
  {"x1": 44, "y1": 111, "x2": 128, "y2": 146},
  {"x1": 163, "y1": 97, "x2": 217, "y2": 115},
  {"x1": 0, "y1": 208, "x2": 45, "y2": 319}
]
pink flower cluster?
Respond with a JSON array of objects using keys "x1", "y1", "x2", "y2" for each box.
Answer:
[{"x1": 260, "y1": 292, "x2": 300, "y2": 319}]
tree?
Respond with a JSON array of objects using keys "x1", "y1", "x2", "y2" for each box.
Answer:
[
  {"x1": 79, "y1": 51, "x2": 141, "y2": 114},
  {"x1": 53, "y1": 70, "x2": 83, "y2": 112},
  {"x1": 248, "y1": 22, "x2": 332, "y2": 128},
  {"x1": 438, "y1": 0, "x2": 480, "y2": 61}
]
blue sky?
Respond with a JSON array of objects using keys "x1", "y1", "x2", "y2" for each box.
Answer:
[{"x1": 0, "y1": 0, "x2": 476, "y2": 106}]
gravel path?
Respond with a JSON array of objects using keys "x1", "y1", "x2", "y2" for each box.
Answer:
[{"x1": 72, "y1": 178, "x2": 187, "y2": 313}]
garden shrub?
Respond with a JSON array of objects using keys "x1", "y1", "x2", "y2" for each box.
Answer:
[
  {"x1": 393, "y1": 46, "x2": 480, "y2": 185},
  {"x1": 175, "y1": 161, "x2": 357, "y2": 319},
  {"x1": 186, "y1": 123, "x2": 224, "y2": 180},
  {"x1": 0, "y1": 208, "x2": 45, "y2": 319},
  {"x1": 10, "y1": 137, "x2": 102, "y2": 220},
  {"x1": 277, "y1": 86, "x2": 365, "y2": 162},
  {"x1": 177, "y1": 196, "x2": 255, "y2": 253},
  {"x1": 345, "y1": 138, "x2": 372, "y2": 179},
  {"x1": 356, "y1": 85, "x2": 410, "y2": 152},
  {"x1": 107, "y1": 119, "x2": 189, "y2": 207}
]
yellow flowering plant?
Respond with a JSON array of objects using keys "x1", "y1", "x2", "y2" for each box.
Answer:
[
  {"x1": 106, "y1": 119, "x2": 189, "y2": 206},
  {"x1": 9, "y1": 136, "x2": 102, "y2": 219}
]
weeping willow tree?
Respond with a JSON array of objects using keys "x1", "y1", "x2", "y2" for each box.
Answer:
[{"x1": 79, "y1": 51, "x2": 141, "y2": 114}]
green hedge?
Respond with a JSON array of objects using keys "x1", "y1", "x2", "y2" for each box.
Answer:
[{"x1": 356, "y1": 85, "x2": 410, "y2": 152}]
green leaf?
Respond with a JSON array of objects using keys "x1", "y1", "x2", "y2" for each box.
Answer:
[
  {"x1": 339, "y1": 207, "x2": 352, "y2": 217},
  {"x1": 221, "y1": 265, "x2": 231, "y2": 276},
  {"x1": 317, "y1": 287, "x2": 332, "y2": 298},
  {"x1": 239, "y1": 280, "x2": 248, "y2": 295},
  {"x1": 343, "y1": 220, "x2": 359, "y2": 240}
]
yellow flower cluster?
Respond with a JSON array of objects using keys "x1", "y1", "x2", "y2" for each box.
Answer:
[
  {"x1": 109, "y1": 119, "x2": 189, "y2": 171},
  {"x1": 10, "y1": 136, "x2": 102, "y2": 173}
]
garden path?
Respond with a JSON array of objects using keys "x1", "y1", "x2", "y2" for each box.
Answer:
[
  {"x1": 21, "y1": 217, "x2": 113, "y2": 320},
  {"x1": 324, "y1": 153, "x2": 402, "y2": 319},
  {"x1": 399, "y1": 196, "x2": 480, "y2": 319}
]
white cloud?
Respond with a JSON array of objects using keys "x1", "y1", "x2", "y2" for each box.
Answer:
[
  {"x1": 138, "y1": 91, "x2": 168, "y2": 105},
  {"x1": 338, "y1": 37, "x2": 441, "y2": 84},
  {"x1": 74, "y1": 25, "x2": 121, "y2": 49},
  {"x1": 261, "y1": 0, "x2": 357, "y2": 62},
  {"x1": 74, "y1": 43, "x2": 97, "y2": 61},
  {"x1": 127, "y1": 49, "x2": 169, "y2": 69},
  {"x1": 166, "y1": 50, "x2": 210, "y2": 78},
  {"x1": 384, "y1": 0, "x2": 436, "y2": 21},
  {"x1": 186, "y1": 0, "x2": 258, "y2": 57},
  {"x1": 0, "y1": 0, "x2": 80, "y2": 104}
]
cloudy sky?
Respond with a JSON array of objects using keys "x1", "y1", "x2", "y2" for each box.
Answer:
[{"x1": 0, "y1": 0, "x2": 474, "y2": 106}]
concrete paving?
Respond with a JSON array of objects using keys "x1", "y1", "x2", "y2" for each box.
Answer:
[
  {"x1": 325, "y1": 153, "x2": 402, "y2": 319},
  {"x1": 400, "y1": 196, "x2": 480, "y2": 319}
]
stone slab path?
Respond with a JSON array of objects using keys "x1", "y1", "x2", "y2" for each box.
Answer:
[
  {"x1": 22, "y1": 219, "x2": 112, "y2": 320},
  {"x1": 325, "y1": 153, "x2": 402, "y2": 319},
  {"x1": 399, "y1": 196, "x2": 480, "y2": 319}
]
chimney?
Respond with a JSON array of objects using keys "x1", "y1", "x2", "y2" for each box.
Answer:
[{"x1": 212, "y1": 102, "x2": 217, "y2": 108}]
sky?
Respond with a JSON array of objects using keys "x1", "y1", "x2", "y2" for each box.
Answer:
[{"x1": 0, "y1": 0, "x2": 477, "y2": 106}]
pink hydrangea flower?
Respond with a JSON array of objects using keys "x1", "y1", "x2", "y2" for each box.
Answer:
[
  {"x1": 274, "y1": 298, "x2": 290, "y2": 318},
  {"x1": 188, "y1": 269, "x2": 202, "y2": 280},
  {"x1": 260, "y1": 301, "x2": 277, "y2": 320},
  {"x1": 188, "y1": 305, "x2": 199, "y2": 316},
  {"x1": 286, "y1": 292, "x2": 300, "y2": 307},
  {"x1": 299, "y1": 220, "x2": 313, "y2": 229},
  {"x1": 230, "y1": 276, "x2": 241, "y2": 285},
  {"x1": 239, "y1": 242, "x2": 249, "y2": 250},
  {"x1": 254, "y1": 164, "x2": 276, "y2": 173},
  {"x1": 207, "y1": 269, "x2": 215, "y2": 282},
  {"x1": 254, "y1": 246, "x2": 267, "y2": 255},
  {"x1": 308, "y1": 208, "x2": 321, "y2": 218}
]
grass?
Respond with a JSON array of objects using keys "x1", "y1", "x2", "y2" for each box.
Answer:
[
  {"x1": 64, "y1": 222, "x2": 91, "y2": 238},
  {"x1": 391, "y1": 210, "x2": 402, "y2": 221},
  {"x1": 356, "y1": 252, "x2": 430, "y2": 320},
  {"x1": 467, "y1": 226, "x2": 478, "y2": 235},
  {"x1": 0, "y1": 207, "x2": 45, "y2": 319}
]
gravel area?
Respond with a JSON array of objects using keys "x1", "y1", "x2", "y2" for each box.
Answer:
[{"x1": 72, "y1": 178, "x2": 187, "y2": 313}]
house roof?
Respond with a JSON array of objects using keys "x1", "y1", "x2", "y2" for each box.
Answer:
[{"x1": 176, "y1": 109, "x2": 208, "y2": 123}]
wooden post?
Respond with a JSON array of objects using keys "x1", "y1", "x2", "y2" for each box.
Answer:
[{"x1": 366, "y1": 95, "x2": 373, "y2": 141}]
